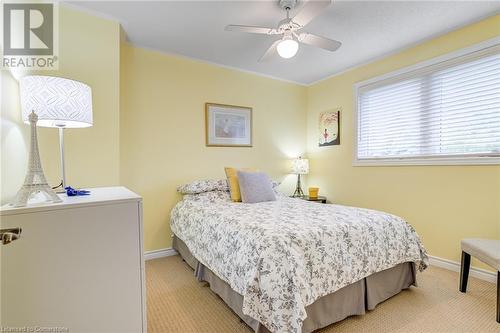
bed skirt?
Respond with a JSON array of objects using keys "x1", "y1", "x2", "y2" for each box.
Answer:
[{"x1": 173, "y1": 235, "x2": 416, "y2": 333}]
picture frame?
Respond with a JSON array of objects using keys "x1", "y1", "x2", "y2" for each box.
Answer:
[
  {"x1": 319, "y1": 109, "x2": 341, "y2": 147},
  {"x1": 205, "y1": 103, "x2": 252, "y2": 147}
]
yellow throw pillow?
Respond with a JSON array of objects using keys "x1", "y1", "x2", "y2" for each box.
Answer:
[{"x1": 225, "y1": 167, "x2": 256, "y2": 202}]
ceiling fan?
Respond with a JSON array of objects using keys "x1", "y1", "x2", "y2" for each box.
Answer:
[{"x1": 225, "y1": 0, "x2": 341, "y2": 61}]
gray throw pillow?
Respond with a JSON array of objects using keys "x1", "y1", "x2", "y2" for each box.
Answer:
[{"x1": 237, "y1": 171, "x2": 277, "y2": 203}]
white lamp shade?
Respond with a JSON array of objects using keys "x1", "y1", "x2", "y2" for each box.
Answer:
[
  {"x1": 20, "y1": 75, "x2": 93, "y2": 128},
  {"x1": 291, "y1": 157, "x2": 309, "y2": 175}
]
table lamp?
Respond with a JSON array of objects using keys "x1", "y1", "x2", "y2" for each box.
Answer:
[
  {"x1": 19, "y1": 75, "x2": 93, "y2": 191},
  {"x1": 291, "y1": 156, "x2": 309, "y2": 197}
]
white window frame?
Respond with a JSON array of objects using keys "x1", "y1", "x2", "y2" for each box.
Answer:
[{"x1": 353, "y1": 37, "x2": 500, "y2": 166}]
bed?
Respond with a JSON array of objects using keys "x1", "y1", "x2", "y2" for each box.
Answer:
[{"x1": 170, "y1": 180, "x2": 428, "y2": 333}]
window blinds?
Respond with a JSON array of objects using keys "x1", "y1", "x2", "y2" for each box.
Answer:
[{"x1": 357, "y1": 45, "x2": 500, "y2": 161}]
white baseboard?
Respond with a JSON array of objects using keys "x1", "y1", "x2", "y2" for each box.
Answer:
[
  {"x1": 144, "y1": 247, "x2": 178, "y2": 261},
  {"x1": 428, "y1": 255, "x2": 497, "y2": 284}
]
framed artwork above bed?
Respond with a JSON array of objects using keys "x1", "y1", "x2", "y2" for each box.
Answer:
[{"x1": 205, "y1": 103, "x2": 252, "y2": 147}]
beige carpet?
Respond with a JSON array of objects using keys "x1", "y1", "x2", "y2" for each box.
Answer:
[{"x1": 146, "y1": 256, "x2": 498, "y2": 333}]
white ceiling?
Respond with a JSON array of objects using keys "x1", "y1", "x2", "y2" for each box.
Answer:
[{"x1": 67, "y1": 1, "x2": 499, "y2": 85}]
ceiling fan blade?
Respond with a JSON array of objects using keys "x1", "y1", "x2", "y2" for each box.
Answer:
[
  {"x1": 225, "y1": 25, "x2": 279, "y2": 35},
  {"x1": 292, "y1": 0, "x2": 332, "y2": 27},
  {"x1": 298, "y1": 33, "x2": 341, "y2": 52},
  {"x1": 259, "y1": 40, "x2": 281, "y2": 62}
]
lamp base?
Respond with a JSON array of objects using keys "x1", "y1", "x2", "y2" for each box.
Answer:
[
  {"x1": 12, "y1": 112, "x2": 62, "y2": 207},
  {"x1": 292, "y1": 174, "x2": 304, "y2": 197},
  {"x1": 292, "y1": 187, "x2": 304, "y2": 197}
]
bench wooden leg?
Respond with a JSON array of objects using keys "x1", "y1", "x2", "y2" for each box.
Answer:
[
  {"x1": 459, "y1": 251, "x2": 471, "y2": 293},
  {"x1": 497, "y1": 271, "x2": 499, "y2": 323}
]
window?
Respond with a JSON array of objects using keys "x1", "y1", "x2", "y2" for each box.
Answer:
[{"x1": 355, "y1": 39, "x2": 500, "y2": 165}]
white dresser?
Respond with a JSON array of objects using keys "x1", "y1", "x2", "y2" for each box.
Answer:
[{"x1": 0, "y1": 187, "x2": 146, "y2": 332}]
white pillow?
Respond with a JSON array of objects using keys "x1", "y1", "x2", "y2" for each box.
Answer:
[
  {"x1": 177, "y1": 179, "x2": 229, "y2": 194},
  {"x1": 237, "y1": 171, "x2": 276, "y2": 203}
]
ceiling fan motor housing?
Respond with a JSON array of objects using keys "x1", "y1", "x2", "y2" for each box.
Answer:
[
  {"x1": 277, "y1": 18, "x2": 300, "y2": 32},
  {"x1": 278, "y1": 0, "x2": 301, "y2": 32},
  {"x1": 279, "y1": 0, "x2": 298, "y2": 11}
]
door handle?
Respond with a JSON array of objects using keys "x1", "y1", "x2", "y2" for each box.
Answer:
[{"x1": 0, "y1": 227, "x2": 22, "y2": 245}]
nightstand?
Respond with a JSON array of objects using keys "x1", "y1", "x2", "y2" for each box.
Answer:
[{"x1": 298, "y1": 195, "x2": 327, "y2": 203}]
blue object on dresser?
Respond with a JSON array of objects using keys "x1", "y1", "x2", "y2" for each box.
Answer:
[{"x1": 65, "y1": 186, "x2": 91, "y2": 196}]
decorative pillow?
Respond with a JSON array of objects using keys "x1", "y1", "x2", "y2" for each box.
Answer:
[
  {"x1": 177, "y1": 179, "x2": 229, "y2": 194},
  {"x1": 237, "y1": 171, "x2": 276, "y2": 203},
  {"x1": 225, "y1": 167, "x2": 257, "y2": 202}
]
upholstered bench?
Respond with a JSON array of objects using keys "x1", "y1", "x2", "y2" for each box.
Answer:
[{"x1": 460, "y1": 238, "x2": 500, "y2": 323}]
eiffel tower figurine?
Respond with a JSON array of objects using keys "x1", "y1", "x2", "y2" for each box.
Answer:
[{"x1": 12, "y1": 111, "x2": 62, "y2": 207}]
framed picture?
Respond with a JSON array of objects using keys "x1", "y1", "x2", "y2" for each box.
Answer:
[
  {"x1": 319, "y1": 109, "x2": 340, "y2": 146},
  {"x1": 205, "y1": 103, "x2": 252, "y2": 147}
]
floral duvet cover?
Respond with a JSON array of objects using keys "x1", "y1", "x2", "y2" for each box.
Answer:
[{"x1": 170, "y1": 190, "x2": 428, "y2": 333}]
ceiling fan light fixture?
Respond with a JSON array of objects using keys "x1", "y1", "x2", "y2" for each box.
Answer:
[
  {"x1": 225, "y1": 0, "x2": 339, "y2": 62},
  {"x1": 277, "y1": 37, "x2": 299, "y2": 59}
]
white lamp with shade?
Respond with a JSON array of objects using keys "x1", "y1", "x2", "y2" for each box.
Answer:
[
  {"x1": 19, "y1": 75, "x2": 93, "y2": 191},
  {"x1": 291, "y1": 156, "x2": 309, "y2": 197}
]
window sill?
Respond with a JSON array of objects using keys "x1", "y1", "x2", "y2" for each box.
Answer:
[{"x1": 353, "y1": 157, "x2": 500, "y2": 166}]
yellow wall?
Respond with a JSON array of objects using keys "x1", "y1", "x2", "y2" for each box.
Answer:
[
  {"x1": 2, "y1": 5, "x2": 497, "y2": 272},
  {"x1": 1, "y1": 71, "x2": 29, "y2": 203},
  {"x1": 120, "y1": 44, "x2": 307, "y2": 250},
  {"x1": 306, "y1": 15, "x2": 500, "y2": 270},
  {"x1": 0, "y1": 5, "x2": 121, "y2": 204}
]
